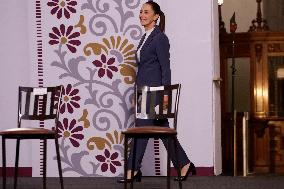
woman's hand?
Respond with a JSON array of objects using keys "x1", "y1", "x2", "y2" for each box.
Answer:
[
  {"x1": 163, "y1": 95, "x2": 168, "y2": 110},
  {"x1": 131, "y1": 96, "x2": 135, "y2": 107}
]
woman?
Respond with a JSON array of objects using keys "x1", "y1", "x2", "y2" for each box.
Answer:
[{"x1": 118, "y1": 1, "x2": 196, "y2": 183}]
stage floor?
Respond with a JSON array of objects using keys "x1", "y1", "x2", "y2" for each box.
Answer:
[{"x1": 1, "y1": 175, "x2": 284, "y2": 189}]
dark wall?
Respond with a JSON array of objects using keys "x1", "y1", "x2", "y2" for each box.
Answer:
[{"x1": 263, "y1": 0, "x2": 284, "y2": 31}]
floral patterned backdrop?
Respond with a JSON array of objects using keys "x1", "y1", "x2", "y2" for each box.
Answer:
[{"x1": 28, "y1": 0, "x2": 164, "y2": 177}]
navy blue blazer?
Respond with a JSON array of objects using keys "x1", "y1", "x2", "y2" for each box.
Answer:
[{"x1": 136, "y1": 26, "x2": 171, "y2": 87}]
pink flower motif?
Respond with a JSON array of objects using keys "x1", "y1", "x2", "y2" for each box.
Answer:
[
  {"x1": 95, "y1": 149, "x2": 122, "y2": 173},
  {"x1": 60, "y1": 84, "x2": 81, "y2": 114},
  {"x1": 49, "y1": 24, "x2": 81, "y2": 53},
  {"x1": 58, "y1": 118, "x2": 84, "y2": 147},
  {"x1": 47, "y1": 0, "x2": 77, "y2": 19},
  {"x1": 92, "y1": 54, "x2": 118, "y2": 79}
]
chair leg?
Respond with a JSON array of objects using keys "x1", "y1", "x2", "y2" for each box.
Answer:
[
  {"x1": 173, "y1": 137, "x2": 182, "y2": 189},
  {"x1": 43, "y1": 139, "x2": 47, "y2": 189},
  {"x1": 130, "y1": 138, "x2": 137, "y2": 189},
  {"x1": 167, "y1": 138, "x2": 171, "y2": 189},
  {"x1": 55, "y1": 138, "x2": 64, "y2": 189},
  {"x1": 2, "y1": 137, "x2": 6, "y2": 189},
  {"x1": 124, "y1": 136, "x2": 128, "y2": 189},
  {"x1": 14, "y1": 139, "x2": 20, "y2": 189}
]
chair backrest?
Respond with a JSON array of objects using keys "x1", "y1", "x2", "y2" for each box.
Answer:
[
  {"x1": 135, "y1": 84, "x2": 181, "y2": 129},
  {"x1": 18, "y1": 86, "x2": 63, "y2": 128}
]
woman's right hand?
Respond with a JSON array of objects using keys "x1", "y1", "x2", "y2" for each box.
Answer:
[{"x1": 163, "y1": 95, "x2": 168, "y2": 110}]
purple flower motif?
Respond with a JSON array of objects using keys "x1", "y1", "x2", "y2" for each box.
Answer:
[
  {"x1": 92, "y1": 54, "x2": 118, "y2": 79},
  {"x1": 49, "y1": 24, "x2": 81, "y2": 53},
  {"x1": 58, "y1": 118, "x2": 84, "y2": 147},
  {"x1": 95, "y1": 149, "x2": 122, "y2": 173},
  {"x1": 47, "y1": 0, "x2": 77, "y2": 19},
  {"x1": 60, "y1": 84, "x2": 81, "y2": 114}
]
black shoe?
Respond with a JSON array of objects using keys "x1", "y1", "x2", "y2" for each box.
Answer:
[
  {"x1": 174, "y1": 162, "x2": 196, "y2": 181},
  {"x1": 117, "y1": 170, "x2": 142, "y2": 183}
]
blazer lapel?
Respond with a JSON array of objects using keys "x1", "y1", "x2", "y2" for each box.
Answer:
[
  {"x1": 141, "y1": 27, "x2": 160, "y2": 51},
  {"x1": 136, "y1": 26, "x2": 161, "y2": 63},
  {"x1": 137, "y1": 33, "x2": 146, "y2": 50}
]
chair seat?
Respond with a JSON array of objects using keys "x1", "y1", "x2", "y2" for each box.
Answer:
[
  {"x1": 122, "y1": 126, "x2": 177, "y2": 136},
  {"x1": 0, "y1": 127, "x2": 55, "y2": 136}
]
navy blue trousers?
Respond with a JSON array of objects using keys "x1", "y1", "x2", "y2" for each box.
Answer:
[{"x1": 127, "y1": 119, "x2": 190, "y2": 171}]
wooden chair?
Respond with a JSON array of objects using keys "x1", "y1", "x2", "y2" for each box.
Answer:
[
  {"x1": 0, "y1": 86, "x2": 64, "y2": 189},
  {"x1": 122, "y1": 84, "x2": 183, "y2": 189}
]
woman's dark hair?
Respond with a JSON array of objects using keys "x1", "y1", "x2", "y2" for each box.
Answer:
[{"x1": 145, "y1": 0, "x2": 165, "y2": 32}]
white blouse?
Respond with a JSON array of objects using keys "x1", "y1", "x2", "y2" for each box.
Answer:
[{"x1": 137, "y1": 27, "x2": 154, "y2": 62}]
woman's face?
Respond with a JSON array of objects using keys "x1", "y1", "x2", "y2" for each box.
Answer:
[{"x1": 139, "y1": 3, "x2": 159, "y2": 30}]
